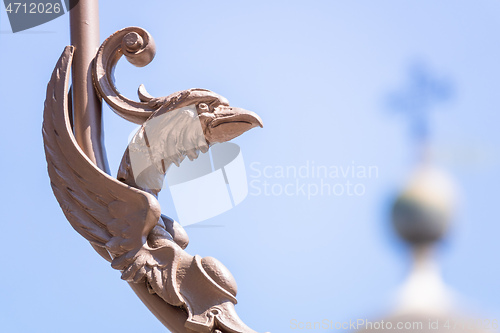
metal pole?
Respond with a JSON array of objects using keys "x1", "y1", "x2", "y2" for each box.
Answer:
[{"x1": 69, "y1": 0, "x2": 109, "y2": 173}]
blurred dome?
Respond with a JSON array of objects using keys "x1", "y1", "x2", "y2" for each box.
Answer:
[{"x1": 392, "y1": 165, "x2": 458, "y2": 245}]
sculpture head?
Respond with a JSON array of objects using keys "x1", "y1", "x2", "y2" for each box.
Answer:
[
  {"x1": 149, "y1": 87, "x2": 263, "y2": 146},
  {"x1": 123, "y1": 87, "x2": 263, "y2": 194}
]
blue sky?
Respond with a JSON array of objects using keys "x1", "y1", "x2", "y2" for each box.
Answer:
[{"x1": 1, "y1": 1, "x2": 499, "y2": 332}]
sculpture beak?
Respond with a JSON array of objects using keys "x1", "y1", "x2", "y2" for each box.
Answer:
[{"x1": 205, "y1": 106, "x2": 263, "y2": 143}]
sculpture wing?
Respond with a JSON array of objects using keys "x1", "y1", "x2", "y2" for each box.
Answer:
[{"x1": 42, "y1": 46, "x2": 161, "y2": 265}]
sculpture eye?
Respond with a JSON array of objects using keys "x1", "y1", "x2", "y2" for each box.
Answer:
[{"x1": 198, "y1": 103, "x2": 209, "y2": 113}]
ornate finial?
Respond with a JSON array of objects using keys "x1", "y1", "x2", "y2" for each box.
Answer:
[
  {"x1": 356, "y1": 63, "x2": 487, "y2": 333},
  {"x1": 388, "y1": 64, "x2": 458, "y2": 312},
  {"x1": 387, "y1": 63, "x2": 458, "y2": 316}
]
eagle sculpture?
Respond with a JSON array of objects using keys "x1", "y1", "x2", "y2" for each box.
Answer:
[{"x1": 43, "y1": 27, "x2": 263, "y2": 333}]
